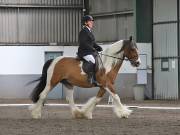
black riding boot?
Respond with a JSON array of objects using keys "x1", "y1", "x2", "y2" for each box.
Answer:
[{"x1": 87, "y1": 72, "x2": 100, "y2": 86}]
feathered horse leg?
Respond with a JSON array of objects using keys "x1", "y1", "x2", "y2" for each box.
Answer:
[
  {"x1": 79, "y1": 87, "x2": 106, "y2": 119},
  {"x1": 105, "y1": 84, "x2": 132, "y2": 118},
  {"x1": 65, "y1": 88, "x2": 84, "y2": 118}
]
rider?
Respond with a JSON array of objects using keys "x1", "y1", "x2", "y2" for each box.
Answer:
[{"x1": 77, "y1": 15, "x2": 103, "y2": 86}]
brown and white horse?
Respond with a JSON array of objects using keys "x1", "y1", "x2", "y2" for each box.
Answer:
[{"x1": 29, "y1": 36, "x2": 140, "y2": 119}]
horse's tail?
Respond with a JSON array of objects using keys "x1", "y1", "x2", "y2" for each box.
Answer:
[
  {"x1": 26, "y1": 78, "x2": 41, "y2": 86},
  {"x1": 30, "y1": 59, "x2": 54, "y2": 103}
]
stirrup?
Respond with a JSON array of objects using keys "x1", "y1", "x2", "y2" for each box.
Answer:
[
  {"x1": 91, "y1": 78, "x2": 101, "y2": 87},
  {"x1": 92, "y1": 81, "x2": 101, "y2": 87},
  {"x1": 88, "y1": 76, "x2": 101, "y2": 87}
]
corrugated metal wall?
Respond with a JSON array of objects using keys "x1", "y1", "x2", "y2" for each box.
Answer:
[
  {"x1": 153, "y1": 0, "x2": 179, "y2": 99},
  {"x1": 89, "y1": 0, "x2": 134, "y2": 42},
  {"x1": 0, "y1": 0, "x2": 82, "y2": 5},
  {"x1": 0, "y1": 0, "x2": 134, "y2": 44},
  {"x1": 0, "y1": 0, "x2": 83, "y2": 45}
]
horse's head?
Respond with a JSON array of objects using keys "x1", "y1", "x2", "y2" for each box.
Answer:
[{"x1": 122, "y1": 36, "x2": 141, "y2": 67}]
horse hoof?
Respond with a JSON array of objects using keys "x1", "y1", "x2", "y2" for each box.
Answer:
[
  {"x1": 73, "y1": 111, "x2": 84, "y2": 119},
  {"x1": 31, "y1": 111, "x2": 41, "y2": 119},
  {"x1": 32, "y1": 115, "x2": 41, "y2": 119},
  {"x1": 72, "y1": 108, "x2": 93, "y2": 119},
  {"x1": 72, "y1": 107, "x2": 84, "y2": 119},
  {"x1": 122, "y1": 108, "x2": 132, "y2": 118},
  {"x1": 30, "y1": 105, "x2": 42, "y2": 119},
  {"x1": 82, "y1": 111, "x2": 93, "y2": 119},
  {"x1": 114, "y1": 106, "x2": 132, "y2": 118}
]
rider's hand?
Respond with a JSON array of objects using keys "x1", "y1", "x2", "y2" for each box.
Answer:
[{"x1": 95, "y1": 46, "x2": 103, "y2": 52}]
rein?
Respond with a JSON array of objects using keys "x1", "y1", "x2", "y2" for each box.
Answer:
[{"x1": 100, "y1": 53, "x2": 129, "y2": 61}]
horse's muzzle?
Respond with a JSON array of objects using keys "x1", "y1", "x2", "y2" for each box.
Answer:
[{"x1": 130, "y1": 58, "x2": 141, "y2": 67}]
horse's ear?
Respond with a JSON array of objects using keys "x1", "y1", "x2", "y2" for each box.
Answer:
[{"x1": 129, "y1": 36, "x2": 133, "y2": 41}]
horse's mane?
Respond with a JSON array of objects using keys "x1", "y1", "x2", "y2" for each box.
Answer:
[{"x1": 102, "y1": 40, "x2": 124, "y2": 73}]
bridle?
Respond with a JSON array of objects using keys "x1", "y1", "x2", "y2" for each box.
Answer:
[{"x1": 99, "y1": 53, "x2": 138, "y2": 63}]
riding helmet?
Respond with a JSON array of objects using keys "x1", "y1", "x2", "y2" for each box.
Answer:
[{"x1": 82, "y1": 15, "x2": 94, "y2": 24}]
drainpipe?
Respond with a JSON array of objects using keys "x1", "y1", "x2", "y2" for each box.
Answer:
[
  {"x1": 83, "y1": 0, "x2": 89, "y2": 15},
  {"x1": 177, "y1": 0, "x2": 180, "y2": 99},
  {"x1": 151, "y1": 0, "x2": 155, "y2": 99}
]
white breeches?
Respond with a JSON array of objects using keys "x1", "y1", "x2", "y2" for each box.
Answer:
[{"x1": 83, "y1": 55, "x2": 95, "y2": 64}]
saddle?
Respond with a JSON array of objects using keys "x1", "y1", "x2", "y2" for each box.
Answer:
[
  {"x1": 76, "y1": 55, "x2": 99, "y2": 74},
  {"x1": 76, "y1": 54, "x2": 102, "y2": 87}
]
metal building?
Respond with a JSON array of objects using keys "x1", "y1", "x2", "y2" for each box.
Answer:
[
  {"x1": 0, "y1": 0, "x2": 83, "y2": 45},
  {"x1": 89, "y1": 0, "x2": 134, "y2": 42},
  {"x1": 0, "y1": 0, "x2": 84, "y2": 99},
  {"x1": 136, "y1": 0, "x2": 180, "y2": 99},
  {"x1": 88, "y1": 0, "x2": 152, "y2": 100},
  {"x1": 0, "y1": 0, "x2": 152, "y2": 100},
  {"x1": 153, "y1": 0, "x2": 179, "y2": 99}
]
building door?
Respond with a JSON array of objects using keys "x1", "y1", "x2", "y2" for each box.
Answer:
[{"x1": 45, "y1": 51, "x2": 63, "y2": 99}]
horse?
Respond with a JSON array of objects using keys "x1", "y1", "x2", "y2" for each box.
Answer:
[{"x1": 29, "y1": 36, "x2": 141, "y2": 119}]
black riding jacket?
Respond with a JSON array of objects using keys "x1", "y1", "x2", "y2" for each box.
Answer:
[{"x1": 77, "y1": 26, "x2": 102, "y2": 58}]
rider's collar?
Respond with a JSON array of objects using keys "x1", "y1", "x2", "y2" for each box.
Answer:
[{"x1": 84, "y1": 26, "x2": 91, "y2": 32}]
